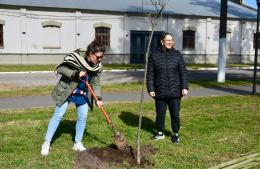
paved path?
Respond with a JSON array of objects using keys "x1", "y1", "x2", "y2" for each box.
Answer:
[{"x1": 0, "y1": 85, "x2": 259, "y2": 110}]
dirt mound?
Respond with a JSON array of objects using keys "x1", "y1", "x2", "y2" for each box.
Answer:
[{"x1": 75, "y1": 145, "x2": 157, "y2": 169}]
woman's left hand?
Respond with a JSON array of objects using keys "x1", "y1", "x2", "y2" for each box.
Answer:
[
  {"x1": 182, "y1": 89, "x2": 188, "y2": 96},
  {"x1": 79, "y1": 71, "x2": 86, "y2": 78},
  {"x1": 96, "y1": 100, "x2": 103, "y2": 107}
]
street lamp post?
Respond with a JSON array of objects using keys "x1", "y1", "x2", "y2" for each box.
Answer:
[{"x1": 253, "y1": 0, "x2": 260, "y2": 95}]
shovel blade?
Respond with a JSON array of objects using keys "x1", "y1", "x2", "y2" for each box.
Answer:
[{"x1": 114, "y1": 131, "x2": 130, "y2": 151}]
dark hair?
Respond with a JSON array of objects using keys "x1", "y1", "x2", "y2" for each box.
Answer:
[
  {"x1": 86, "y1": 40, "x2": 105, "y2": 56},
  {"x1": 160, "y1": 32, "x2": 176, "y2": 49}
]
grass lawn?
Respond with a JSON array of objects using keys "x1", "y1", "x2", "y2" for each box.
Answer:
[
  {"x1": 0, "y1": 83, "x2": 144, "y2": 98},
  {"x1": 187, "y1": 64, "x2": 253, "y2": 70},
  {"x1": 0, "y1": 64, "x2": 57, "y2": 72},
  {"x1": 0, "y1": 63, "x2": 254, "y2": 72},
  {"x1": 0, "y1": 64, "x2": 145, "y2": 72},
  {"x1": 1, "y1": 79, "x2": 259, "y2": 98},
  {"x1": 0, "y1": 95, "x2": 259, "y2": 168},
  {"x1": 0, "y1": 79, "x2": 260, "y2": 98}
]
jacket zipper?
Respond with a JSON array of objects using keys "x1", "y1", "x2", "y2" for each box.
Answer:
[{"x1": 166, "y1": 52, "x2": 170, "y2": 91}]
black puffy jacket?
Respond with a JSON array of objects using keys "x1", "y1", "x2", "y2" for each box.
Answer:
[{"x1": 146, "y1": 48, "x2": 188, "y2": 99}]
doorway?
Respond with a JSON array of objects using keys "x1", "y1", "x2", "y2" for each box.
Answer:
[{"x1": 130, "y1": 30, "x2": 164, "y2": 64}]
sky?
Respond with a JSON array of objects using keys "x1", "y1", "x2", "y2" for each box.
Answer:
[{"x1": 244, "y1": 0, "x2": 257, "y2": 9}]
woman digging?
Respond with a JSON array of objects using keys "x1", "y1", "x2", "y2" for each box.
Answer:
[{"x1": 41, "y1": 40, "x2": 105, "y2": 156}]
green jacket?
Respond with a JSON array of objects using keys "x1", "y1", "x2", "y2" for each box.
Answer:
[{"x1": 51, "y1": 57, "x2": 102, "y2": 108}]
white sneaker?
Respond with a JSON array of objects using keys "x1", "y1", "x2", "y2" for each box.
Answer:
[
  {"x1": 153, "y1": 132, "x2": 165, "y2": 141},
  {"x1": 73, "y1": 142, "x2": 86, "y2": 151},
  {"x1": 41, "y1": 141, "x2": 50, "y2": 156}
]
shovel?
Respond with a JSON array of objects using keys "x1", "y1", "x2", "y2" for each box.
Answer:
[{"x1": 83, "y1": 78, "x2": 130, "y2": 152}]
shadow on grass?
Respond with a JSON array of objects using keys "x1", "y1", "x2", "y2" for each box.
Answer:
[
  {"x1": 189, "y1": 69, "x2": 260, "y2": 95},
  {"x1": 208, "y1": 86, "x2": 251, "y2": 95},
  {"x1": 51, "y1": 120, "x2": 76, "y2": 144},
  {"x1": 191, "y1": 78, "x2": 260, "y2": 95},
  {"x1": 118, "y1": 111, "x2": 172, "y2": 136},
  {"x1": 50, "y1": 120, "x2": 109, "y2": 145},
  {"x1": 84, "y1": 132, "x2": 109, "y2": 145}
]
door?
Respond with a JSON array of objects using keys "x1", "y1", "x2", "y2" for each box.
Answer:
[{"x1": 130, "y1": 31, "x2": 163, "y2": 64}]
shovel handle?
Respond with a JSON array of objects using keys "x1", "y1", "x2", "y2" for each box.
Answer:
[{"x1": 85, "y1": 81, "x2": 112, "y2": 125}]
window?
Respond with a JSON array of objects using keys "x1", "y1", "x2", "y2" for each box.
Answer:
[
  {"x1": 0, "y1": 24, "x2": 3, "y2": 48},
  {"x1": 183, "y1": 30, "x2": 195, "y2": 49},
  {"x1": 41, "y1": 21, "x2": 62, "y2": 49},
  {"x1": 0, "y1": 20, "x2": 5, "y2": 48},
  {"x1": 95, "y1": 27, "x2": 110, "y2": 48}
]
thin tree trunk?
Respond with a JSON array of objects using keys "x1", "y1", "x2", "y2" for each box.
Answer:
[
  {"x1": 136, "y1": 0, "x2": 165, "y2": 164},
  {"x1": 137, "y1": 30, "x2": 155, "y2": 164}
]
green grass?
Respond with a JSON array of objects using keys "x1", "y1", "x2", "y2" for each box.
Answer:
[
  {"x1": 190, "y1": 79, "x2": 260, "y2": 88},
  {"x1": 187, "y1": 63, "x2": 253, "y2": 70},
  {"x1": 0, "y1": 85, "x2": 54, "y2": 98},
  {"x1": 0, "y1": 64, "x2": 255, "y2": 72},
  {"x1": 0, "y1": 95, "x2": 259, "y2": 168},
  {"x1": 103, "y1": 64, "x2": 144, "y2": 70},
  {"x1": 0, "y1": 83, "x2": 144, "y2": 98},
  {"x1": 0, "y1": 64, "x2": 57, "y2": 72},
  {"x1": 1, "y1": 79, "x2": 259, "y2": 98},
  {"x1": 0, "y1": 64, "x2": 145, "y2": 72}
]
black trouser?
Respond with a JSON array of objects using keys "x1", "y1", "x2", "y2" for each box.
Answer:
[{"x1": 155, "y1": 98, "x2": 181, "y2": 133}]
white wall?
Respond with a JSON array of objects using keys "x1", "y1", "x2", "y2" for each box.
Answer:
[
  {"x1": 0, "y1": 7, "x2": 257, "y2": 64},
  {"x1": 0, "y1": 8, "x2": 21, "y2": 53},
  {"x1": 0, "y1": 8, "x2": 127, "y2": 54},
  {"x1": 241, "y1": 21, "x2": 256, "y2": 63},
  {"x1": 26, "y1": 10, "x2": 76, "y2": 53}
]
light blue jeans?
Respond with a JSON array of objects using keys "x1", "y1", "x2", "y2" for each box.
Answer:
[{"x1": 44, "y1": 101, "x2": 88, "y2": 142}]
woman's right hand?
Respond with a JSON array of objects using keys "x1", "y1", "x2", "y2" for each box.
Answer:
[
  {"x1": 149, "y1": 92, "x2": 155, "y2": 97},
  {"x1": 182, "y1": 89, "x2": 188, "y2": 96}
]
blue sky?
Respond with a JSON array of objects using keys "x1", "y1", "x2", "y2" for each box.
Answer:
[{"x1": 244, "y1": 0, "x2": 257, "y2": 9}]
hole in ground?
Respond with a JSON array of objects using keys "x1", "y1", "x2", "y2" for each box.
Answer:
[{"x1": 75, "y1": 144, "x2": 157, "y2": 169}]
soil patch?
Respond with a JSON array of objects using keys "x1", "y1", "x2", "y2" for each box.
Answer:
[{"x1": 75, "y1": 144, "x2": 157, "y2": 169}]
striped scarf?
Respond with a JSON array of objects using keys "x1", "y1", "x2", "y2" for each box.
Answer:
[{"x1": 58, "y1": 50, "x2": 101, "y2": 72}]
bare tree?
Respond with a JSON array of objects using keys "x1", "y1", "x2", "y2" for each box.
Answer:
[{"x1": 137, "y1": 0, "x2": 166, "y2": 164}]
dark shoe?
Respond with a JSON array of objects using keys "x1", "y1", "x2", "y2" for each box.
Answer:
[
  {"x1": 153, "y1": 132, "x2": 165, "y2": 141},
  {"x1": 172, "y1": 134, "x2": 179, "y2": 143}
]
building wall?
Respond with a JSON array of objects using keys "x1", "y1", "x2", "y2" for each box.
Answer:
[
  {"x1": 241, "y1": 21, "x2": 257, "y2": 63},
  {"x1": 0, "y1": 7, "x2": 257, "y2": 64},
  {"x1": 0, "y1": 8, "x2": 22, "y2": 53},
  {"x1": 0, "y1": 8, "x2": 129, "y2": 64}
]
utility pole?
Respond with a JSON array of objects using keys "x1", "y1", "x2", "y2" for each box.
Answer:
[
  {"x1": 218, "y1": 0, "x2": 228, "y2": 82},
  {"x1": 252, "y1": 0, "x2": 260, "y2": 95}
]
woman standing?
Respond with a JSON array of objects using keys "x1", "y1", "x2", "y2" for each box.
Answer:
[
  {"x1": 41, "y1": 40, "x2": 105, "y2": 156},
  {"x1": 146, "y1": 32, "x2": 188, "y2": 143}
]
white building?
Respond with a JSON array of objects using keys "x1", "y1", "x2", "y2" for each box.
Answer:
[{"x1": 0, "y1": 0, "x2": 257, "y2": 64}]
